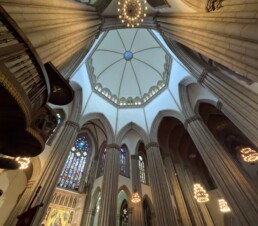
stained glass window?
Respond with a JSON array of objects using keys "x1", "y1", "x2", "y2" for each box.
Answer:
[
  {"x1": 97, "y1": 147, "x2": 107, "y2": 177},
  {"x1": 120, "y1": 147, "x2": 126, "y2": 176},
  {"x1": 139, "y1": 155, "x2": 146, "y2": 184},
  {"x1": 119, "y1": 200, "x2": 129, "y2": 226},
  {"x1": 58, "y1": 136, "x2": 89, "y2": 191}
]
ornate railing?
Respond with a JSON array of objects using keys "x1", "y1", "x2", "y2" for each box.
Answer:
[
  {"x1": 0, "y1": 6, "x2": 50, "y2": 123},
  {"x1": 0, "y1": 6, "x2": 56, "y2": 163}
]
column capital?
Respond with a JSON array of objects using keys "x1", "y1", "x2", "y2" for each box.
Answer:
[
  {"x1": 131, "y1": 155, "x2": 139, "y2": 160},
  {"x1": 106, "y1": 143, "x2": 120, "y2": 149},
  {"x1": 184, "y1": 115, "x2": 201, "y2": 128},
  {"x1": 65, "y1": 120, "x2": 79, "y2": 130},
  {"x1": 216, "y1": 100, "x2": 223, "y2": 111},
  {"x1": 197, "y1": 69, "x2": 209, "y2": 84},
  {"x1": 146, "y1": 142, "x2": 159, "y2": 150}
]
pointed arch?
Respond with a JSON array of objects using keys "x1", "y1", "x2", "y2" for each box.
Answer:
[
  {"x1": 116, "y1": 122, "x2": 149, "y2": 145},
  {"x1": 142, "y1": 195, "x2": 156, "y2": 226},
  {"x1": 118, "y1": 185, "x2": 132, "y2": 208},
  {"x1": 150, "y1": 110, "x2": 185, "y2": 142},
  {"x1": 80, "y1": 112, "x2": 115, "y2": 143}
]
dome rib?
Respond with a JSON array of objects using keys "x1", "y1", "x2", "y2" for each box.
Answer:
[
  {"x1": 97, "y1": 57, "x2": 124, "y2": 79},
  {"x1": 130, "y1": 61, "x2": 143, "y2": 98},
  {"x1": 118, "y1": 61, "x2": 128, "y2": 99},
  {"x1": 133, "y1": 57, "x2": 163, "y2": 80}
]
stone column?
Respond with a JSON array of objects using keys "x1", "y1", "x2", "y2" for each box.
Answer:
[
  {"x1": 81, "y1": 156, "x2": 99, "y2": 226},
  {"x1": 131, "y1": 155, "x2": 144, "y2": 226},
  {"x1": 83, "y1": 208, "x2": 96, "y2": 226},
  {"x1": 184, "y1": 167, "x2": 214, "y2": 226},
  {"x1": 97, "y1": 144, "x2": 120, "y2": 226},
  {"x1": 173, "y1": 160, "x2": 205, "y2": 226},
  {"x1": 4, "y1": 89, "x2": 82, "y2": 226},
  {"x1": 163, "y1": 155, "x2": 192, "y2": 226},
  {"x1": 145, "y1": 143, "x2": 178, "y2": 226},
  {"x1": 165, "y1": 38, "x2": 258, "y2": 147},
  {"x1": 185, "y1": 116, "x2": 258, "y2": 225},
  {"x1": 0, "y1": 0, "x2": 102, "y2": 78},
  {"x1": 156, "y1": 9, "x2": 258, "y2": 82}
]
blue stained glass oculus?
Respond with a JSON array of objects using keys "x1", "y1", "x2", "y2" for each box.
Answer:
[
  {"x1": 58, "y1": 136, "x2": 89, "y2": 191},
  {"x1": 123, "y1": 51, "x2": 133, "y2": 61}
]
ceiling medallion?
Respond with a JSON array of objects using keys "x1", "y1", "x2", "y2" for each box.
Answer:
[{"x1": 118, "y1": 0, "x2": 148, "y2": 28}]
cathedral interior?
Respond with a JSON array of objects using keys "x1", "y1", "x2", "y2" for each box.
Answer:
[{"x1": 0, "y1": 0, "x2": 258, "y2": 226}]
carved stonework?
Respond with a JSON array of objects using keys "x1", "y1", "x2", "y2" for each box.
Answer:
[
  {"x1": 106, "y1": 143, "x2": 120, "y2": 150},
  {"x1": 184, "y1": 115, "x2": 201, "y2": 128},
  {"x1": 197, "y1": 69, "x2": 208, "y2": 84},
  {"x1": 65, "y1": 120, "x2": 80, "y2": 131},
  {"x1": 145, "y1": 142, "x2": 159, "y2": 150},
  {"x1": 206, "y1": 0, "x2": 223, "y2": 12}
]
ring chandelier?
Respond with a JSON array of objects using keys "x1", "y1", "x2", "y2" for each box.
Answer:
[{"x1": 118, "y1": 0, "x2": 148, "y2": 27}]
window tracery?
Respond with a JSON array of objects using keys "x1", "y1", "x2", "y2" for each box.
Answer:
[
  {"x1": 139, "y1": 155, "x2": 147, "y2": 184},
  {"x1": 58, "y1": 136, "x2": 89, "y2": 191}
]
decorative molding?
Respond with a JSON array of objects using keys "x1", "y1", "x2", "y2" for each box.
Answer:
[
  {"x1": 216, "y1": 101, "x2": 223, "y2": 111},
  {"x1": 65, "y1": 120, "x2": 80, "y2": 130},
  {"x1": 131, "y1": 155, "x2": 139, "y2": 160},
  {"x1": 206, "y1": 0, "x2": 223, "y2": 12},
  {"x1": 184, "y1": 115, "x2": 201, "y2": 128},
  {"x1": 86, "y1": 29, "x2": 172, "y2": 108},
  {"x1": 145, "y1": 142, "x2": 159, "y2": 150},
  {"x1": 106, "y1": 143, "x2": 120, "y2": 150}
]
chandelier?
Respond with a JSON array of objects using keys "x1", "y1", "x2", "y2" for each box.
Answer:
[
  {"x1": 240, "y1": 147, "x2": 258, "y2": 163},
  {"x1": 193, "y1": 184, "x2": 209, "y2": 203},
  {"x1": 118, "y1": 0, "x2": 148, "y2": 27},
  {"x1": 218, "y1": 199, "x2": 231, "y2": 213},
  {"x1": 131, "y1": 192, "x2": 141, "y2": 203},
  {"x1": 15, "y1": 157, "x2": 31, "y2": 169}
]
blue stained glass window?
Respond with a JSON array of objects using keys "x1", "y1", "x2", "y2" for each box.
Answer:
[
  {"x1": 58, "y1": 136, "x2": 89, "y2": 191},
  {"x1": 120, "y1": 148, "x2": 126, "y2": 176}
]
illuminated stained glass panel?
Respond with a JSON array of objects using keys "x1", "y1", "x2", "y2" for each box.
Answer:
[
  {"x1": 120, "y1": 148, "x2": 126, "y2": 176},
  {"x1": 139, "y1": 155, "x2": 146, "y2": 184},
  {"x1": 58, "y1": 136, "x2": 89, "y2": 191}
]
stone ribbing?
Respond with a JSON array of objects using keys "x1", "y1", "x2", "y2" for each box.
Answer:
[
  {"x1": 156, "y1": 10, "x2": 258, "y2": 82},
  {"x1": 146, "y1": 143, "x2": 178, "y2": 226},
  {"x1": 0, "y1": 0, "x2": 102, "y2": 78},
  {"x1": 166, "y1": 39, "x2": 258, "y2": 147},
  {"x1": 163, "y1": 156, "x2": 192, "y2": 226}
]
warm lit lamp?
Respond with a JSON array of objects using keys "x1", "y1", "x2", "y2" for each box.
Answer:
[
  {"x1": 240, "y1": 147, "x2": 258, "y2": 163},
  {"x1": 218, "y1": 199, "x2": 231, "y2": 213},
  {"x1": 131, "y1": 192, "x2": 141, "y2": 203},
  {"x1": 15, "y1": 157, "x2": 31, "y2": 169},
  {"x1": 193, "y1": 183, "x2": 209, "y2": 203},
  {"x1": 118, "y1": 0, "x2": 148, "y2": 28}
]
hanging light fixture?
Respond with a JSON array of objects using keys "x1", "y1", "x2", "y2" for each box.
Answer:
[
  {"x1": 15, "y1": 157, "x2": 31, "y2": 169},
  {"x1": 240, "y1": 147, "x2": 258, "y2": 163},
  {"x1": 218, "y1": 199, "x2": 231, "y2": 213},
  {"x1": 193, "y1": 184, "x2": 209, "y2": 203},
  {"x1": 131, "y1": 192, "x2": 141, "y2": 203},
  {"x1": 118, "y1": 0, "x2": 148, "y2": 28}
]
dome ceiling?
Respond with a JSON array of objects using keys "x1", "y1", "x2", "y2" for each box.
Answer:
[{"x1": 87, "y1": 28, "x2": 172, "y2": 107}]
